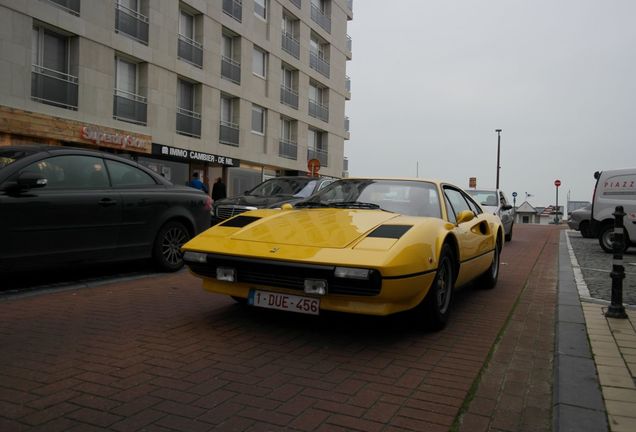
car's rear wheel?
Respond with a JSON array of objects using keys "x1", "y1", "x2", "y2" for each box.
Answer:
[
  {"x1": 415, "y1": 244, "x2": 455, "y2": 331},
  {"x1": 479, "y1": 237, "x2": 501, "y2": 289},
  {"x1": 153, "y1": 220, "x2": 189, "y2": 272}
]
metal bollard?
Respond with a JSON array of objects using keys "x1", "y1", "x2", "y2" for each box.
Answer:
[{"x1": 605, "y1": 206, "x2": 628, "y2": 319}]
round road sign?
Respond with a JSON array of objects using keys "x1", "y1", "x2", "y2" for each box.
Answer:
[
  {"x1": 308, "y1": 158, "x2": 321, "y2": 176},
  {"x1": 554, "y1": 179, "x2": 561, "y2": 187},
  {"x1": 512, "y1": 192, "x2": 518, "y2": 198}
]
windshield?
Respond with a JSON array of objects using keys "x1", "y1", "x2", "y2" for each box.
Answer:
[
  {"x1": 466, "y1": 190, "x2": 498, "y2": 207},
  {"x1": 0, "y1": 149, "x2": 34, "y2": 169},
  {"x1": 248, "y1": 177, "x2": 317, "y2": 198},
  {"x1": 297, "y1": 179, "x2": 442, "y2": 218}
]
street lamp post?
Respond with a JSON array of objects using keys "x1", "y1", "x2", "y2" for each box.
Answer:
[{"x1": 495, "y1": 129, "x2": 502, "y2": 189}]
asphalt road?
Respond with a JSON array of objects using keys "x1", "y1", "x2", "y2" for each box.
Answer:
[{"x1": 566, "y1": 230, "x2": 636, "y2": 305}]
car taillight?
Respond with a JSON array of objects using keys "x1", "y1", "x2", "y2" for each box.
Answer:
[{"x1": 204, "y1": 196, "x2": 212, "y2": 211}]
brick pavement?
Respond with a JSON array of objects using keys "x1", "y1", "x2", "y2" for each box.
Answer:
[{"x1": 0, "y1": 224, "x2": 559, "y2": 431}]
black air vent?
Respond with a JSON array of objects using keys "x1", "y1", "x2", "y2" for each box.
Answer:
[
  {"x1": 367, "y1": 225, "x2": 412, "y2": 239},
  {"x1": 220, "y1": 215, "x2": 261, "y2": 228}
]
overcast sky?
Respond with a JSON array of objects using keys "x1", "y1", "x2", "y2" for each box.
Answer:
[{"x1": 345, "y1": 0, "x2": 636, "y2": 208}]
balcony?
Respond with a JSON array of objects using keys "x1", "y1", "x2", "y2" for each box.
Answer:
[
  {"x1": 279, "y1": 138, "x2": 298, "y2": 160},
  {"x1": 113, "y1": 89, "x2": 147, "y2": 125},
  {"x1": 307, "y1": 148, "x2": 328, "y2": 167},
  {"x1": 221, "y1": 56, "x2": 241, "y2": 84},
  {"x1": 46, "y1": 0, "x2": 80, "y2": 15},
  {"x1": 345, "y1": 75, "x2": 351, "y2": 100},
  {"x1": 176, "y1": 107, "x2": 201, "y2": 138},
  {"x1": 344, "y1": 116, "x2": 350, "y2": 132},
  {"x1": 280, "y1": 85, "x2": 299, "y2": 109},
  {"x1": 309, "y1": 99, "x2": 329, "y2": 122},
  {"x1": 281, "y1": 32, "x2": 300, "y2": 59},
  {"x1": 345, "y1": 35, "x2": 352, "y2": 59},
  {"x1": 310, "y1": 3, "x2": 331, "y2": 33},
  {"x1": 310, "y1": 52, "x2": 330, "y2": 78},
  {"x1": 31, "y1": 64, "x2": 78, "y2": 110},
  {"x1": 223, "y1": 0, "x2": 242, "y2": 22},
  {"x1": 220, "y1": 121, "x2": 240, "y2": 146},
  {"x1": 178, "y1": 34, "x2": 203, "y2": 68},
  {"x1": 115, "y1": 2, "x2": 149, "y2": 44},
  {"x1": 290, "y1": 0, "x2": 301, "y2": 8}
]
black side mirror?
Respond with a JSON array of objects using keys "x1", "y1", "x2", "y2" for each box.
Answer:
[{"x1": 502, "y1": 204, "x2": 513, "y2": 211}]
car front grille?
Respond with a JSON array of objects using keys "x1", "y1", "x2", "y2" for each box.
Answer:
[
  {"x1": 216, "y1": 206, "x2": 250, "y2": 220},
  {"x1": 188, "y1": 254, "x2": 382, "y2": 296}
]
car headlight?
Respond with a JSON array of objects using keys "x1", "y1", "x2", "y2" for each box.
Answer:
[
  {"x1": 334, "y1": 267, "x2": 371, "y2": 280},
  {"x1": 183, "y1": 251, "x2": 207, "y2": 263}
]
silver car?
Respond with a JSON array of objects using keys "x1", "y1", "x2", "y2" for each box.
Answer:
[
  {"x1": 568, "y1": 204, "x2": 592, "y2": 238},
  {"x1": 466, "y1": 189, "x2": 515, "y2": 241}
]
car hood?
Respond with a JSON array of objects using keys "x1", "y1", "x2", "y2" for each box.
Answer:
[
  {"x1": 214, "y1": 194, "x2": 298, "y2": 208},
  {"x1": 190, "y1": 208, "x2": 403, "y2": 249}
]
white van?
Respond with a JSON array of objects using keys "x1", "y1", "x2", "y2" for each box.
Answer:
[{"x1": 591, "y1": 168, "x2": 636, "y2": 252}]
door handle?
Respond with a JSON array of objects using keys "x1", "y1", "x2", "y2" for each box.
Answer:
[{"x1": 98, "y1": 198, "x2": 118, "y2": 207}]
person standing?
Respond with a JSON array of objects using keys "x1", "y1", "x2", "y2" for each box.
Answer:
[
  {"x1": 188, "y1": 172, "x2": 208, "y2": 193},
  {"x1": 212, "y1": 177, "x2": 227, "y2": 201}
]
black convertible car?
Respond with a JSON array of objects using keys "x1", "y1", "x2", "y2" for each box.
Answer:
[{"x1": 0, "y1": 145, "x2": 211, "y2": 272}]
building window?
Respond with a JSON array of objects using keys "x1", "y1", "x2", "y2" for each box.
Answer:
[
  {"x1": 254, "y1": 0, "x2": 267, "y2": 20},
  {"x1": 114, "y1": 57, "x2": 147, "y2": 125},
  {"x1": 280, "y1": 65, "x2": 298, "y2": 109},
  {"x1": 178, "y1": 8, "x2": 203, "y2": 68},
  {"x1": 45, "y1": 0, "x2": 80, "y2": 16},
  {"x1": 279, "y1": 117, "x2": 297, "y2": 160},
  {"x1": 176, "y1": 78, "x2": 201, "y2": 138},
  {"x1": 310, "y1": 33, "x2": 330, "y2": 78},
  {"x1": 251, "y1": 105, "x2": 265, "y2": 135},
  {"x1": 281, "y1": 11, "x2": 300, "y2": 59},
  {"x1": 31, "y1": 25, "x2": 78, "y2": 110},
  {"x1": 220, "y1": 95, "x2": 239, "y2": 146},
  {"x1": 221, "y1": 32, "x2": 241, "y2": 84},
  {"x1": 252, "y1": 46, "x2": 267, "y2": 78},
  {"x1": 308, "y1": 128, "x2": 328, "y2": 167},
  {"x1": 308, "y1": 81, "x2": 329, "y2": 122},
  {"x1": 115, "y1": 0, "x2": 149, "y2": 45},
  {"x1": 310, "y1": 0, "x2": 331, "y2": 33}
]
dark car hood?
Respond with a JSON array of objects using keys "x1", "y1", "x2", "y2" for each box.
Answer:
[{"x1": 214, "y1": 194, "x2": 300, "y2": 208}]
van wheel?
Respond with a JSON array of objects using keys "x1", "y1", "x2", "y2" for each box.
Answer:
[
  {"x1": 153, "y1": 221, "x2": 189, "y2": 271},
  {"x1": 598, "y1": 223, "x2": 628, "y2": 253}
]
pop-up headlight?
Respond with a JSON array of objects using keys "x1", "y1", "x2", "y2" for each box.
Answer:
[{"x1": 334, "y1": 267, "x2": 370, "y2": 280}]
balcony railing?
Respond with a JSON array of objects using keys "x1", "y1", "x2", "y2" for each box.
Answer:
[
  {"x1": 113, "y1": 89, "x2": 147, "y2": 125},
  {"x1": 281, "y1": 32, "x2": 300, "y2": 59},
  {"x1": 346, "y1": 35, "x2": 352, "y2": 55},
  {"x1": 220, "y1": 121, "x2": 240, "y2": 146},
  {"x1": 309, "y1": 99, "x2": 329, "y2": 122},
  {"x1": 46, "y1": 0, "x2": 80, "y2": 15},
  {"x1": 280, "y1": 85, "x2": 299, "y2": 109},
  {"x1": 178, "y1": 34, "x2": 203, "y2": 68},
  {"x1": 307, "y1": 148, "x2": 328, "y2": 167},
  {"x1": 345, "y1": 75, "x2": 351, "y2": 93},
  {"x1": 115, "y1": 2, "x2": 149, "y2": 44},
  {"x1": 310, "y1": 52, "x2": 330, "y2": 78},
  {"x1": 310, "y1": 3, "x2": 331, "y2": 33},
  {"x1": 344, "y1": 116, "x2": 350, "y2": 132},
  {"x1": 279, "y1": 138, "x2": 298, "y2": 160},
  {"x1": 221, "y1": 56, "x2": 241, "y2": 84},
  {"x1": 290, "y1": 0, "x2": 301, "y2": 8},
  {"x1": 31, "y1": 64, "x2": 78, "y2": 110},
  {"x1": 223, "y1": 0, "x2": 242, "y2": 22},
  {"x1": 343, "y1": 157, "x2": 349, "y2": 171},
  {"x1": 176, "y1": 107, "x2": 201, "y2": 138}
]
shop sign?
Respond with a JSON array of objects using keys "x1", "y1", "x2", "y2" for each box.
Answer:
[
  {"x1": 152, "y1": 144, "x2": 239, "y2": 167},
  {"x1": 80, "y1": 126, "x2": 151, "y2": 152}
]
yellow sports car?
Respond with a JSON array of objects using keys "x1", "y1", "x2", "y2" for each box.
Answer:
[{"x1": 182, "y1": 178, "x2": 504, "y2": 329}]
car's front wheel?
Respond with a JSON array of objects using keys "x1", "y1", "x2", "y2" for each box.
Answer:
[
  {"x1": 415, "y1": 244, "x2": 455, "y2": 331},
  {"x1": 579, "y1": 220, "x2": 591, "y2": 238},
  {"x1": 153, "y1": 220, "x2": 189, "y2": 271}
]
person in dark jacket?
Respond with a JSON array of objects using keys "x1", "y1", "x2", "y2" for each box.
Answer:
[{"x1": 212, "y1": 177, "x2": 227, "y2": 201}]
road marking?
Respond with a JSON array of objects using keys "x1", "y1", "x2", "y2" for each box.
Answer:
[{"x1": 565, "y1": 231, "x2": 592, "y2": 299}]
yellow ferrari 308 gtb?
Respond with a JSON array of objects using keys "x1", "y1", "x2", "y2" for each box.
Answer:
[{"x1": 182, "y1": 178, "x2": 504, "y2": 330}]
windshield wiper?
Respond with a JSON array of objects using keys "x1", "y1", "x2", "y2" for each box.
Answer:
[
  {"x1": 294, "y1": 201, "x2": 330, "y2": 208},
  {"x1": 330, "y1": 201, "x2": 381, "y2": 209}
]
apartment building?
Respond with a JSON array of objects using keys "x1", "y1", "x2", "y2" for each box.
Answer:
[{"x1": 0, "y1": 0, "x2": 352, "y2": 194}]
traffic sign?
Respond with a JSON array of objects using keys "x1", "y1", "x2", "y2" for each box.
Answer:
[
  {"x1": 512, "y1": 192, "x2": 517, "y2": 198},
  {"x1": 308, "y1": 158, "x2": 321, "y2": 176},
  {"x1": 554, "y1": 179, "x2": 561, "y2": 187}
]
